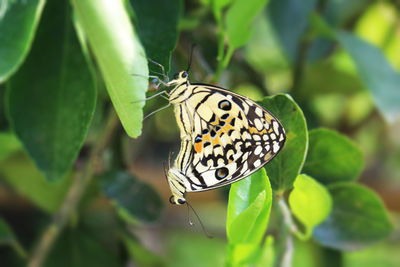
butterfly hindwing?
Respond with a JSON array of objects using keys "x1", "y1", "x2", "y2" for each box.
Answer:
[{"x1": 175, "y1": 84, "x2": 285, "y2": 192}]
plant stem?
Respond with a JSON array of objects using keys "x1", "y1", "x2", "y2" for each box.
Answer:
[
  {"x1": 277, "y1": 197, "x2": 297, "y2": 267},
  {"x1": 27, "y1": 111, "x2": 119, "y2": 267}
]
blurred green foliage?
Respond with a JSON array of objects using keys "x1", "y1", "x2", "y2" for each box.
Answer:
[{"x1": 0, "y1": 0, "x2": 399, "y2": 266}]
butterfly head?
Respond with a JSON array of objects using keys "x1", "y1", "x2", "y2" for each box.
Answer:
[{"x1": 168, "y1": 71, "x2": 191, "y2": 103}]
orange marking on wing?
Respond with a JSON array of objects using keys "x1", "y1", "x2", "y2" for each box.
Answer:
[
  {"x1": 194, "y1": 142, "x2": 202, "y2": 154},
  {"x1": 203, "y1": 133, "x2": 211, "y2": 142},
  {"x1": 249, "y1": 126, "x2": 267, "y2": 135},
  {"x1": 211, "y1": 136, "x2": 220, "y2": 146},
  {"x1": 210, "y1": 118, "x2": 219, "y2": 125}
]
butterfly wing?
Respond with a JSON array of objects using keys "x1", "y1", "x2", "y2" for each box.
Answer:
[{"x1": 174, "y1": 84, "x2": 285, "y2": 192}]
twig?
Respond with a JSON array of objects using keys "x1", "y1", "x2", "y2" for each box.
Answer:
[
  {"x1": 277, "y1": 197, "x2": 297, "y2": 267},
  {"x1": 27, "y1": 111, "x2": 120, "y2": 267}
]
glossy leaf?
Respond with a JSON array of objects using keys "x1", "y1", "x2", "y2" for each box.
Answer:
[
  {"x1": 289, "y1": 174, "x2": 332, "y2": 239},
  {"x1": 130, "y1": 0, "x2": 182, "y2": 74},
  {"x1": 226, "y1": 0, "x2": 270, "y2": 49},
  {"x1": 303, "y1": 128, "x2": 363, "y2": 184},
  {"x1": 72, "y1": 0, "x2": 148, "y2": 138},
  {"x1": 101, "y1": 171, "x2": 163, "y2": 223},
  {"x1": 337, "y1": 31, "x2": 400, "y2": 123},
  {"x1": 7, "y1": 0, "x2": 96, "y2": 181},
  {"x1": 267, "y1": 0, "x2": 317, "y2": 62},
  {"x1": 313, "y1": 182, "x2": 393, "y2": 250},
  {"x1": 0, "y1": 0, "x2": 45, "y2": 82},
  {"x1": 226, "y1": 168, "x2": 272, "y2": 244},
  {"x1": 45, "y1": 229, "x2": 121, "y2": 267},
  {"x1": 260, "y1": 94, "x2": 308, "y2": 191},
  {"x1": 0, "y1": 132, "x2": 21, "y2": 161},
  {"x1": 0, "y1": 153, "x2": 71, "y2": 213}
]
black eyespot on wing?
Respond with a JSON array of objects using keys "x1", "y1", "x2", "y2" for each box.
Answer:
[
  {"x1": 219, "y1": 120, "x2": 226, "y2": 127},
  {"x1": 177, "y1": 198, "x2": 186, "y2": 204},
  {"x1": 230, "y1": 118, "x2": 236, "y2": 126},
  {"x1": 202, "y1": 129, "x2": 209, "y2": 134},
  {"x1": 218, "y1": 100, "x2": 232, "y2": 111},
  {"x1": 195, "y1": 135, "x2": 202, "y2": 143},
  {"x1": 238, "y1": 112, "x2": 243, "y2": 120},
  {"x1": 215, "y1": 167, "x2": 229, "y2": 180},
  {"x1": 221, "y1": 113, "x2": 230, "y2": 120},
  {"x1": 215, "y1": 126, "x2": 221, "y2": 132},
  {"x1": 181, "y1": 71, "x2": 188, "y2": 78},
  {"x1": 204, "y1": 141, "x2": 211, "y2": 147}
]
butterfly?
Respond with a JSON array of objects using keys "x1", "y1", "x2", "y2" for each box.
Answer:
[{"x1": 159, "y1": 71, "x2": 286, "y2": 205}]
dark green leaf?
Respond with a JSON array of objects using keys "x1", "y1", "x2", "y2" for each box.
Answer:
[
  {"x1": 0, "y1": 0, "x2": 45, "y2": 82},
  {"x1": 303, "y1": 128, "x2": 364, "y2": 184},
  {"x1": 72, "y1": 0, "x2": 148, "y2": 138},
  {"x1": 267, "y1": 0, "x2": 317, "y2": 63},
  {"x1": 313, "y1": 183, "x2": 394, "y2": 250},
  {"x1": 260, "y1": 94, "x2": 308, "y2": 191},
  {"x1": 227, "y1": 168, "x2": 272, "y2": 244},
  {"x1": 289, "y1": 174, "x2": 332, "y2": 239},
  {"x1": 0, "y1": 153, "x2": 71, "y2": 213},
  {"x1": 101, "y1": 171, "x2": 163, "y2": 223},
  {"x1": 45, "y1": 228, "x2": 121, "y2": 267},
  {"x1": 226, "y1": 0, "x2": 270, "y2": 49},
  {"x1": 7, "y1": 0, "x2": 96, "y2": 181},
  {"x1": 130, "y1": 0, "x2": 182, "y2": 74},
  {"x1": 337, "y1": 31, "x2": 400, "y2": 123}
]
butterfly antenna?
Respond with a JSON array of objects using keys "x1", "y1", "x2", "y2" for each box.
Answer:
[
  {"x1": 186, "y1": 201, "x2": 213, "y2": 238},
  {"x1": 186, "y1": 44, "x2": 197, "y2": 72}
]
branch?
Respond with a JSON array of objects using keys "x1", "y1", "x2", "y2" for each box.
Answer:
[{"x1": 27, "y1": 111, "x2": 119, "y2": 267}]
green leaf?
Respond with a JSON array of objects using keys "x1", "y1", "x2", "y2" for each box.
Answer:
[
  {"x1": 267, "y1": 0, "x2": 317, "y2": 63},
  {"x1": 0, "y1": 0, "x2": 45, "y2": 82},
  {"x1": 45, "y1": 228, "x2": 121, "y2": 267},
  {"x1": 130, "y1": 0, "x2": 182, "y2": 74},
  {"x1": 260, "y1": 94, "x2": 308, "y2": 191},
  {"x1": 313, "y1": 182, "x2": 394, "y2": 250},
  {"x1": 226, "y1": 243, "x2": 261, "y2": 266},
  {"x1": 337, "y1": 31, "x2": 400, "y2": 123},
  {"x1": 101, "y1": 171, "x2": 163, "y2": 223},
  {"x1": 123, "y1": 233, "x2": 165, "y2": 267},
  {"x1": 303, "y1": 128, "x2": 364, "y2": 184},
  {"x1": 72, "y1": 0, "x2": 148, "y2": 138},
  {"x1": 289, "y1": 174, "x2": 332, "y2": 239},
  {"x1": 0, "y1": 153, "x2": 71, "y2": 213},
  {"x1": 257, "y1": 236, "x2": 274, "y2": 267},
  {"x1": 226, "y1": 168, "x2": 272, "y2": 244},
  {"x1": 0, "y1": 132, "x2": 21, "y2": 161},
  {"x1": 7, "y1": 0, "x2": 96, "y2": 181},
  {"x1": 226, "y1": 0, "x2": 270, "y2": 49}
]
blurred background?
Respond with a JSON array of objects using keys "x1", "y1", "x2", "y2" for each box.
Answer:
[{"x1": 1, "y1": 0, "x2": 400, "y2": 266}]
